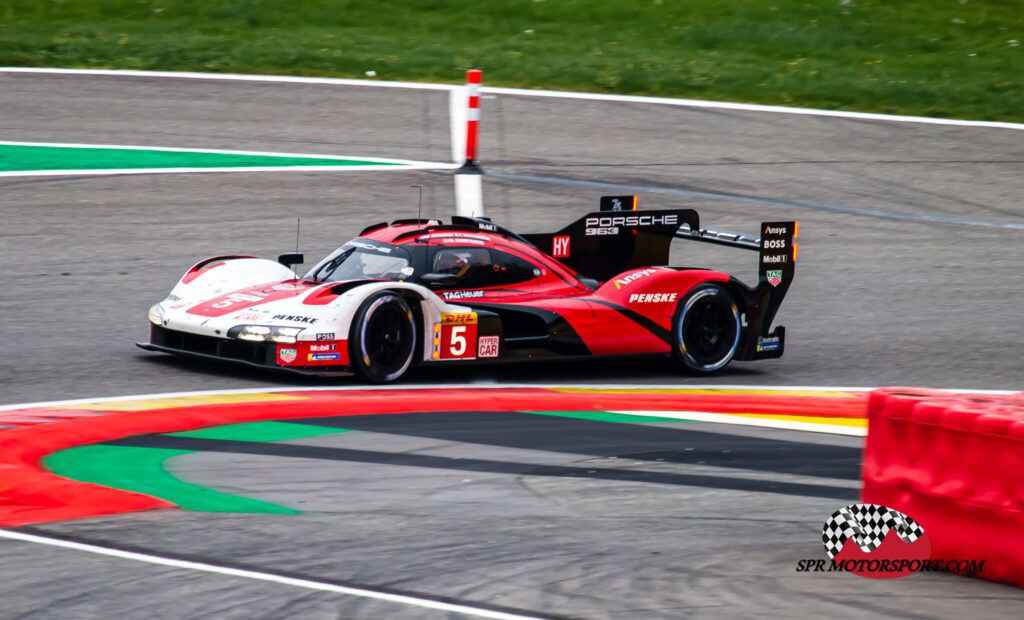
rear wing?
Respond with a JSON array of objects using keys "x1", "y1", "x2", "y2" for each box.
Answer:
[
  {"x1": 525, "y1": 196, "x2": 797, "y2": 359},
  {"x1": 675, "y1": 219, "x2": 797, "y2": 293},
  {"x1": 524, "y1": 195, "x2": 796, "y2": 286},
  {"x1": 522, "y1": 208, "x2": 699, "y2": 281}
]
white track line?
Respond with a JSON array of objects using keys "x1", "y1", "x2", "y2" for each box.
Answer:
[
  {"x1": 609, "y1": 410, "x2": 866, "y2": 436},
  {"x1": 3, "y1": 67, "x2": 1021, "y2": 132},
  {"x1": 481, "y1": 86, "x2": 1024, "y2": 131},
  {"x1": 0, "y1": 67, "x2": 456, "y2": 91},
  {"x1": 0, "y1": 530, "x2": 549, "y2": 620},
  {"x1": 0, "y1": 141, "x2": 443, "y2": 163},
  {"x1": 0, "y1": 141, "x2": 457, "y2": 178}
]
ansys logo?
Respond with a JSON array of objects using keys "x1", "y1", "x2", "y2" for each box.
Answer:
[{"x1": 822, "y1": 503, "x2": 931, "y2": 578}]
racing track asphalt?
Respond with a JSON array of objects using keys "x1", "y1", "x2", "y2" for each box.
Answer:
[{"x1": 1, "y1": 71, "x2": 1023, "y2": 619}]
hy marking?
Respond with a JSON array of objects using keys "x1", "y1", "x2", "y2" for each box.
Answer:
[
  {"x1": 0, "y1": 530, "x2": 553, "y2": 620},
  {"x1": 0, "y1": 141, "x2": 457, "y2": 178},
  {"x1": 3, "y1": 67, "x2": 1022, "y2": 132}
]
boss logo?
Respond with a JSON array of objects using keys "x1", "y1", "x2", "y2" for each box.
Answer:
[{"x1": 762, "y1": 239, "x2": 787, "y2": 249}]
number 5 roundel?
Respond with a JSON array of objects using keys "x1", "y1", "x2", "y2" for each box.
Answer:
[{"x1": 435, "y1": 312, "x2": 478, "y2": 360}]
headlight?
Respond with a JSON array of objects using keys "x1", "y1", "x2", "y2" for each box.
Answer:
[
  {"x1": 228, "y1": 325, "x2": 304, "y2": 343},
  {"x1": 236, "y1": 326, "x2": 271, "y2": 341},
  {"x1": 148, "y1": 304, "x2": 165, "y2": 325}
]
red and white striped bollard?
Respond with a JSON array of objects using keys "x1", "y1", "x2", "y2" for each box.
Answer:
[{"x1": 454, "y1": 69, "x2": 484, "y2": 218}]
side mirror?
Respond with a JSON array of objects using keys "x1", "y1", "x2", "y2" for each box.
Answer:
[
  {"x1": 419, "y1": 272, "x2": 458, "y2": 288},
  {"x1": 278, "y1": 253, "x2": 304, "y2": 268}
]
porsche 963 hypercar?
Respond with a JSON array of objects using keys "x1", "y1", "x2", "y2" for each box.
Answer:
[{"x1": 139, "y1": 196, "x2": 797, "y2": 382}]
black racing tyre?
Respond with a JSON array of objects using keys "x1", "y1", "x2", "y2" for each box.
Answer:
[
  {"x1": 348, "y1": 292, "x2": 417, "y2": 383},
  {"x1": 671, "y1": 283, "x2": 741, "y2": 374}
]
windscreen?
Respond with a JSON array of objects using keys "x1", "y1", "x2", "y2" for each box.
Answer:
[{"x1": 308, "y1": 242, "x2": 413, "y2": 283}]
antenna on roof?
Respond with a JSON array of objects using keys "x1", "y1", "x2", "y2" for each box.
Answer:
[
  {"x1": 293, "y1": 218, "x2": 301, "y2": 281},
  {"x1": 411, "y1": 185, "x2": 423, "y2": 222}
]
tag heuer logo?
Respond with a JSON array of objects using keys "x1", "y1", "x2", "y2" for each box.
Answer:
[
  {"x1": 279, "y1": 348, "x2": 297, "y2": 363},
  {"x1": 767, "y1": 270, "x2": 783, "y2": 287}
]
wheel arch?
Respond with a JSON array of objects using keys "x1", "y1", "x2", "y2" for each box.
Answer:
[
  {"x1": 671, "y1": 280, "x2": 742, "y2": 374},
  {"x1": 347, "y1": 289, "x2": 420, "y2": 382}
]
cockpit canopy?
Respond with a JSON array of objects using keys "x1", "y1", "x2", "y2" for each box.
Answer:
[{"x1": 306, "y1": 241, "x2": 414, "y2": 283}]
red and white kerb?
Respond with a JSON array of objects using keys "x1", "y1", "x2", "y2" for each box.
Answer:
[{"x1": 464, "y1": 69, "x2": 482, "y2": 163}]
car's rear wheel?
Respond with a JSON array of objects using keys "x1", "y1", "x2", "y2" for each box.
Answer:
[
  {"x1": 671, "y1": 283, "x2": 740, "y2": 374},
  {"x1": 349, "y1": 292, "x2": 417, "y2": 383}
]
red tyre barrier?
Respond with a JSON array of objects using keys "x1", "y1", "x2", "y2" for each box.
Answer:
[{"x1": 862, "y1": 388, "x2": 1024, "y2": 587}]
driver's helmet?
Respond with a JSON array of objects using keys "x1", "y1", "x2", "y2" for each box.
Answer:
[
  {"x1": 348, "y1": 251, "x2": 377, "y2": 275},
  {"x1": 435, "y1": 250, "x2": 473, "y2": 274}
]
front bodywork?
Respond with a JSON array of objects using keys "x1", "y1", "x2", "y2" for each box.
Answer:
[{"x1": 140, "y1": 257, "x2": 490, "y2": 375}]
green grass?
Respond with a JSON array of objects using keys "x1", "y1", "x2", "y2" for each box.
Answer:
[{"x1": 2, "y1": 0, "x2": 1021, "y2": 121}]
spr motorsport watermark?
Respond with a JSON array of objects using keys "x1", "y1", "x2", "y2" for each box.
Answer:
[{"x1": 795, "y1": 503, "x2": 985, "y2": 579}]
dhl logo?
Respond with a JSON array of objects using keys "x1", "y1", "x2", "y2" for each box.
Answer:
[{"x1": 442, "y1": 312, "x2": 478, "y2": 325}]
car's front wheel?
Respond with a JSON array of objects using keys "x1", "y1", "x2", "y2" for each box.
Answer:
[
  {"x1": 671, "y1": 283, "x2": 741, "y2": 374},
  {"x1": 349, "y1": 292, "x2": 417, "y2": 383}
]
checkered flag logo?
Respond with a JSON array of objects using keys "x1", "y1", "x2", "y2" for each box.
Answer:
[{"x1": 822, "y1": 503, "x2": 925, "y2": 560}]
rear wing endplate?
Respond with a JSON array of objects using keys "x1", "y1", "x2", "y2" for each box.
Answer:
[{"x1": 675, "y1": 220, "x2": 797, "y2": 292}]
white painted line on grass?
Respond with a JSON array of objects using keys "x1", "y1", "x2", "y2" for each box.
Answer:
[
  {"x1": 3, "y1": 67, "x2": 1021, "y2": 132},
  {"x1": 0, "y1": 141, "x2": 458, "y2": 177},
  {"x1": 0, "y1": 164, "x2": 457, "y2": 178},
  {"x1": 610, "y1": 410, "x2": 867, "y2": 437},
  {"x1": 0, "y1": 530, "x2": 550, "y2": 620},
  {"x1": 0, "y1": 141, "x2": 444, "y2": 164}
]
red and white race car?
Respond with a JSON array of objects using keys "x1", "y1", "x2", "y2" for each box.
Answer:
[{"x1": 140, "y1": 196, "x2": 797, "y2": 382}]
